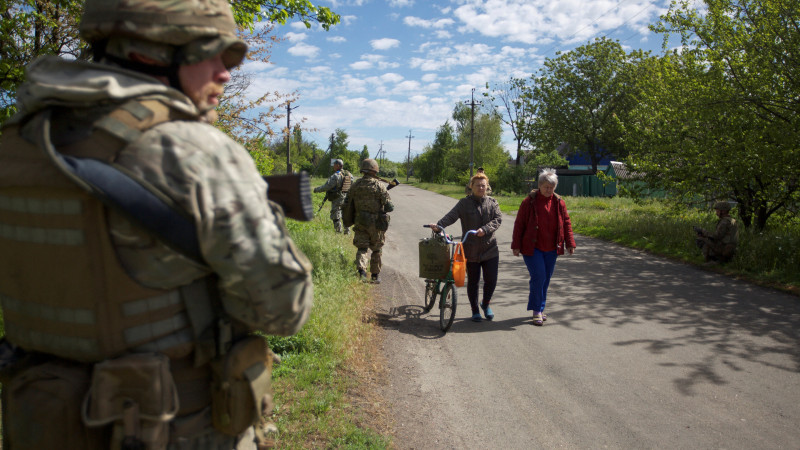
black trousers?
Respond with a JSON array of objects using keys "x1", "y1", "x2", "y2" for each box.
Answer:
[{"x1": 466, "y1": 256, "x2": 499, "y2": 314}]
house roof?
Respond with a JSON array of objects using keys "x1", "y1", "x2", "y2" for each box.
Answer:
[{"x1": 609, "y1": 161, "x2": 643, "y2": 179}]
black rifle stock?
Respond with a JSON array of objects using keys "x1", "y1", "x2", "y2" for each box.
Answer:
[{"x1": 263, "y1": 172, "x2": 314, "y2": 222}]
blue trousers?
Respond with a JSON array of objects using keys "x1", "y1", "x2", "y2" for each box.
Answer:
[{"x1": 523, "y1": 249, "x2": 557, "y2": 313}]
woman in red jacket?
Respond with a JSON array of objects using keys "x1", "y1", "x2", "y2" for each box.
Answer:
[{"x1": 511, "y1": 169, "x2": 576, "y2": 326}]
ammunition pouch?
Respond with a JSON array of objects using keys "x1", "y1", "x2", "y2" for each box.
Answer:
[
  {"x1": 82, "y1": 353, "x2": 179, "y2": 450},
  {"x1": 3, "y1": 356, "x2": 107, "y2": 449},
  {"x1": 210, "y1": 336, "x2": 274, "y2": 436},
  {"x1": 356, "y1": 210, "x2": 377, "y2": 228},
  {"x1": 376, "y1": 212, "x2": 390, "y2": 232},
  {"x1": 324, "y1": 190, "x2": 341, "y2": 202}
]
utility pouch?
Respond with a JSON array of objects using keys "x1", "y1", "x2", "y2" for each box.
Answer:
[
  {"x1": 356, "y1": 210, "x2": 378, "y2": 228},
  {"x1": 210, "y1": 336, "x2": 274, "y2": 436},
  {"x1": 376, "y1": 212, "x2": 390, "y2": 231},
  {"x1": 82, "y1": 353, "x2": 179, "y2": 450},
  {"x1": 4, "y1": 358, "x2": 107, "y2": 449}
]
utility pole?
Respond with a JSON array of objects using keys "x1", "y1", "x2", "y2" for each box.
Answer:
[
  {"x1": 374, "y1": 141, "x2": 385, "y2": 167},
  {"x1": 286, "y1": 102, "x2": 298, "y2": 174},
  {"x1": 405, "y1": 130, "x2": 414, "y2": 182},
  {"x1": 463, "y1": 88, "x2": 481, "y2": 177}
]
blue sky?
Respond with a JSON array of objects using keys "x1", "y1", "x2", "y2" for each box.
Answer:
[{"x1": 241, "y1": 0, "x2": 676, "y2": 163}]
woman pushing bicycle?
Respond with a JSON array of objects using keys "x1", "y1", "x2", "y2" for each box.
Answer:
[{"x1": 428, "y1": 172, "x2": 502, "y2": 322}]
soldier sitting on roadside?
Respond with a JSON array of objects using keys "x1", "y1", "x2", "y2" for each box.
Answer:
[{"x1": 694, "y1": 201, "x2": 739, "y2": 264}]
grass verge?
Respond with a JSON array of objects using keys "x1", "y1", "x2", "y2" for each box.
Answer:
[
  {"x1": 415, "y1": 182, "x2": 799, "y2": 294},
  {"x1": 267, "y1": 196, "x2": 393, "y2": 448}
]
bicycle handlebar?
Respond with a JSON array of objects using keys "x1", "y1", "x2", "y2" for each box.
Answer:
[{"x1": 422, "y1": 225, "x2": 477, "y2": 244}]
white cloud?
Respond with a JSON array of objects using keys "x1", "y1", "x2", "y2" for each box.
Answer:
[
  {"x1": 451, "y1": 0, "x2": 661, "y2": 45},
  {"x1": 381, "y1": 73, "x2": 405, "y2": 84},
  {"x1": 284, "y1": 32, "x2": 307, "y2": 43},
  {"x1": 341, "y1": 15, "x2": 358, "y2": 26},
  {"x1": 389, "y1": 0, "x2": 414, "y2": 7},
  {"x1": 288, "y1": 43, "x2": 320, "y2": 58},
  {"x1": 371, "y1": 38, "x2": 401, "y2": 50},
  {"x1": 351, "y1": 61, "x2": 372, "y2": 70},
  {"x1": 327, "y1": 36, "x2": 347, "y2": 43},
  {"x1": 421, "y1": 73, "x2": 438, "y2": 82},
  {"x1": 434, "y1": 30, "x2": 452, "y2": 39},
  {"x1": 290, "y1": 22, "x2": 310, "y2": 31},
  {"x1": 403, "y1": 16, "x2": 455, "y2": 29}
]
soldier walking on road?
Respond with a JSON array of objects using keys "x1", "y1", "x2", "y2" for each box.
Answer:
[
  {"x1": 695, "y1": 201, "x2": 739, "y2": 264},
  {"x1": 314, "y1": 158, "x2": 351, "y2": 234},
  {"x1": 0, "y1": 1, "x2": 313, "y2": 448},
  {"x1": 343, "y1": 159, "x2": 394, "y2": 283}
]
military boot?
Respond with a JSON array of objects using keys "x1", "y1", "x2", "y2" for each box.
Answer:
[{"x1": 371, "y1": 273, "x2": 381, "y2": 284}]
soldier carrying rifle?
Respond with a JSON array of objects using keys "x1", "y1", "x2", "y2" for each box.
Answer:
[{"x1": 0, "y1": 0, "x2": 313, "y2": 448}]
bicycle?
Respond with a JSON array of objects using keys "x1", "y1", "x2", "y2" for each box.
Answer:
[{"x1": 420, "y1": 225, "x2": 477, "y2": 332}]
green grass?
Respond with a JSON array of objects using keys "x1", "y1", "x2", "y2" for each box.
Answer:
[
  {"x1": 266, "y1": 192, "x2": 391, "y2": 448},
  {"x1": 416, "y1": 182, "x2": 800, "y2": 293}
]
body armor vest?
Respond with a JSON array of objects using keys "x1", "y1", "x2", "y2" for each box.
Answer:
[{"x1": 0, "y1": 99, "x2": 218, "y2": 364}]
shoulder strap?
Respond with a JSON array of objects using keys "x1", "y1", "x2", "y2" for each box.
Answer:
[{"x1": 30, "y1": 101, "x2": 206, "y2": 264}]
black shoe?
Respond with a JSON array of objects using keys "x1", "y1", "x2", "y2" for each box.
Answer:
[
  {"x1": 358, "y1": 269, "x2": 367, "y2": 281},
  {"x1": 371, "y1": 273, "x2": 381, "y2": 284}
]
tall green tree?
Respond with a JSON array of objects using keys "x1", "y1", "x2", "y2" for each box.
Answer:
[
  {"x1": 451, "y1": 103, "x2": 508, "y2": 176},
  {"x1": 415, "y1": 121, "x2": 456, "y2": 183},
  {"x1": 627, "y1": 0, "x2": 800, "y2": 230},
  {"x1": 524, "y1": 37, "x2": 647, "y2": 172}
]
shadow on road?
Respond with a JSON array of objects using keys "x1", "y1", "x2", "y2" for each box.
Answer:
[{"x1": 378, "y1": 231, "x2": 800, "y2": 397}]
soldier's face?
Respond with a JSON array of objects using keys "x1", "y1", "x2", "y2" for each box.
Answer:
[{"x1": 178, "y1": 54, "x2": 231, "y2": 110}]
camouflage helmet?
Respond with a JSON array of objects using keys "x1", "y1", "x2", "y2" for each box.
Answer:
[
  {"x1": 360, "y1": 158, "x2": 379, "y2": 174},
  {"x1": 80, "y1": 0, "x2": 247, "y2": 69},
  {"x1": 713, "y1": 201, "x2": 733, "y2": 211}
]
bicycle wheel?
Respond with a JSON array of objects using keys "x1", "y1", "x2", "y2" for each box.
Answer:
[
  {"x1": 439, "y1": 282, "x2": 457, "y2": 332},
  {"x1": 423, "y1": 280, "x2": 437, "y2": 312}
]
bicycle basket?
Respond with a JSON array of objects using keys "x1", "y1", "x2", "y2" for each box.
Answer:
[{"x1": 418, "y1": 237, "x2": 451, "y2": 279}]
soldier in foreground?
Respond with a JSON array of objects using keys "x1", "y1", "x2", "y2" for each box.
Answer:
[
  {"x1": 343, "y1": 159, "x2": 394, "y2": 283},
  {"x1": 695, "y1": 201, "x2": 739, "y2": 264},
  {"x1": 313, "y1": 158, "x2": 352, "y2": 234},
  {"x1": 0, "y1": 1, "x2": 313, "y2": 448}
]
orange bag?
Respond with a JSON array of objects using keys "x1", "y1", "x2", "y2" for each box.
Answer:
[{"x1": 452, "y1": 243, "x2": 466, "y2": 287}]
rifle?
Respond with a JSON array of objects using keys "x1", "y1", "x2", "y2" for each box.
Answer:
[
  {"x1": 317, "y1": 197, "x2": 327, "y2": 214},
  {"x1": 377, "y1": 177, "x2": 401, "y2": 190},
  {"x1": 263, "y1": 172, "x2": 314, "y2": 221}
]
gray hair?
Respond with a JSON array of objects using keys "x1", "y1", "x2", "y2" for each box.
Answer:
[{"x1": 538, "y1": 168, "x2": 558, "y2": 186}]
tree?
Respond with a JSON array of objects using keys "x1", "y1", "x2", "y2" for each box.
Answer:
[
  {"x1": 627, "y1": 0, "x2": 800, "y2": 230},
  {"x1": 414, "y1": 122, "x2": 456, "y2": 183},
  {"x1": 450, "y1": 103, "x2": 508, "y2": 176},
  {"x1": 232, "y1": 0, "x2": 340, "y2": 31},
  {"x1": 523, "y1": 37, "x2": 647, "y2": 172},
  {"x1": 1, "y1": 0, "x2": 84, "y2": 122},
  {"x1": 485, "y1": 77, "x2": 533, "y2": 165},
  {"x1": 0, "y1": 0, "x2": 340, "y2": 126}
]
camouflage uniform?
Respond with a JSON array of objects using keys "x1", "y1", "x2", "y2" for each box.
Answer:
[
  {"x1": 0, "y1": 2, "x2": 312, "y2": 448},
  {"x1": 697, "y1": 215, "x2": 739, "y2": 262},
  {"x1": 345, "y1": 173, "x2": 394, "y2": 278},
  {"x1": 314, "y1": 169, "x2": 350, "y2": 234}
]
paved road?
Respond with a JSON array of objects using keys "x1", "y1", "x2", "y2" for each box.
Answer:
[{"x1": 374, "y1": 184, "x2": 800, "y2": 449}]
